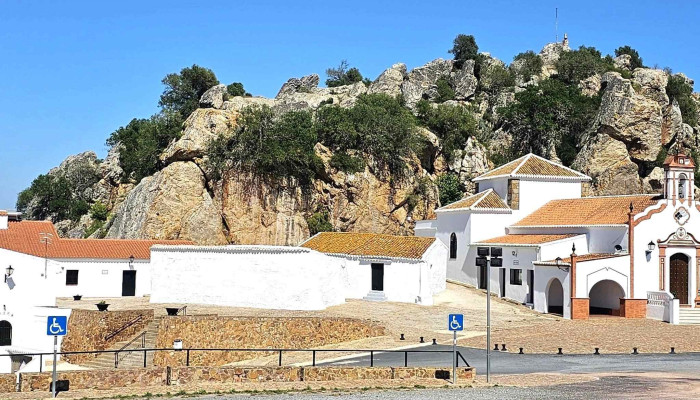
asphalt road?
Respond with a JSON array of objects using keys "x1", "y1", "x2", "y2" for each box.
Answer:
[{"x1": 317, "y1": 345, "x2": 700, "y2": 375}]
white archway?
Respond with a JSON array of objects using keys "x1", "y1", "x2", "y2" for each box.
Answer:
[
  {"x1": 546, "y1": 278, "x2": 564, "y2": 315},
  {"x1": 589, "y1": 279, "x2": 625, "y2": 315}
]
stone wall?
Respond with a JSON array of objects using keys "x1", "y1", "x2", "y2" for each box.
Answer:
[
  {"x1": 154, "y1": 316, "x2": 385, "y2": 366},
  {"x1": 17, "y1": 366, "x2": 475, "y2": 392},
  {"x1": 0, "y1": 374, "x2": 16, "y2": 393},
  {"x1": 61, "y1": 309, "x2": 154, "y2": 364}
]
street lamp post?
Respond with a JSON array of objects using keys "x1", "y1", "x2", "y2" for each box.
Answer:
[{"x1": 476, "y1": 247, "x2": 502, "y2": 383}]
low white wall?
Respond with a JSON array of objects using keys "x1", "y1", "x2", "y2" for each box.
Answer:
[
  {"x1": 50, "y1": 259, "x2": 151, "y2": 298},
  {"x1": 150, "y1": 246, "x2": 346, "y2": 311}
]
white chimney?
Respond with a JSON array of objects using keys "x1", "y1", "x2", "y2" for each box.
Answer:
[{"x1": 0, "y1": 211, "x2": 8, "y2": 230}]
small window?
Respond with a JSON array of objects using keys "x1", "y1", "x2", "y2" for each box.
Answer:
[
  {"x1": 449, "y1": 233, "x2": 457, "y2": 259},
  {"x1": 66, "y1": 270, "x2": 79, "y2": 286},
  {"x1": 510, "y1": 268, "x2": 522, "y2": 285}
]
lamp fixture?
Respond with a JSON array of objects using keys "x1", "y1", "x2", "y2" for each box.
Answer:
[
  {"x1": 646, "y1": 241, "x2": 656, "y2": 255},
  {"x1": 4, "y1": 265, "x2": 13, "y2": 283},
  {"x1": 128, "y1": 255, "x2": 134, "y2": 268}
]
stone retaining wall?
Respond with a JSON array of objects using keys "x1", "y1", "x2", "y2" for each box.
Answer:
[
  {"x1": 154, "y1": 316, "x2": 385, "y2": 366},
  {"x1": 0, "y1": 374, "x2": 16, "y2": 393},
  {"x1": 15, "y1": 366, "x2": 475, "y2": 392},
  {"x1": 61, "y1": 309, "x2": 154, "y2": 364}
]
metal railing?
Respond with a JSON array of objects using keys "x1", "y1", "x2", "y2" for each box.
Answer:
[
  {"x1": 4, "y1": 347, "x2": 470, "y2": 371},
  {"x1": 114, "y1": 331, "x2": 147, "y2": 368},
  {"x1": 104, "y1": 315, "x2": 145, "y2": 342}
]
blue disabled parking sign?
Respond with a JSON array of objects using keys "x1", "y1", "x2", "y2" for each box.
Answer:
[
  {"x1": 46, "y1": 316, "x2": 67, "y2": 336},
  {"x1": 448, "y1": 314, "x2": 463, "y2": 331}
]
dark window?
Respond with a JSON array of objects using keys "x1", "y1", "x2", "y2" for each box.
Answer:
[
  {"x1": 66, "y1": 270, "x2": 79, "y2": 286},
  {"x1": 510, "y1": 268, "x2": 522, "y2": 285},
  {"x1": 449, "y1": 233, "x2": 457, "y2": 259},
  {"x1": 0, "y1": 321, "x2": 11, "y2": 346}
]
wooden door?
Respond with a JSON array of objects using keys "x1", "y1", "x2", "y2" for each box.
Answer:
[{"x1": 670, "y1": 254, "x2": 689, "y2": 304}]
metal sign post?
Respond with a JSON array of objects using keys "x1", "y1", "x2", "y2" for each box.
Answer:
[
  {"x1": 448, "y1": 314, "x2": 463, "y2": 384},
  {"x1": 477, "y1": 247, "x2": 501, "y2": 384},
  {"x1": 46, "y1": 316, "x2": 67, "y2": 398}
]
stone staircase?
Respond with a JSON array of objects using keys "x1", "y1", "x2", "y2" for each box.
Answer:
[
  {"x1": 362, "y1": 290, "x2": 387, "y2": 302},
  {"x1": 82, "y1": 316, "x2": 162, "y2": 369},
  {"x1": 679, "y1": 308, "x2": 700, "y2": 324}
]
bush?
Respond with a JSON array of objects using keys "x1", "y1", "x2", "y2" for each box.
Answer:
[
  {"x1": 449, "y1": 34, "x2": 479, "y2": 70},
  {"x1": 206, "y1": 105, "x2": 322, "y2": 184},
  {"x1": 159, "y1": 64, "x2": 220, "y2": 119},
  {"x1": 326, "y1": 60, "x2": 365, "y2": 88},
  {"x1": 306, "y1": 212, "x2": 334, "y2": 235},
  {"x1": 330, "y1": 152, "x2": 365, "y2": 174},
  {"x1": 89, "y1": 201, "x2": 108, "y2": 222},
  {"x1": 498, "y1": 78, "x2": 600, "y2": 166},
  {"x1": 478, "y1": 63, "x2": 515, "y2": 95},
  {"x1": 106, "y1": 112, "x2": 183, "y2": 183},
  {"x1": 416, "y1": 100, "x2": 477, "y2": 163},
  {"x1": 555, "y1": 46, "x2": 607, "y2": 84},
  {"x1": 84, "y1": 219, "x2": 105, "y2": 238},
  {"x1": 435, "y1": 77, "x2": 455, "y2": 103},
  {"x1": 512, "y1": 51, "x2": 543, "y2": 80},
  {"x1": 614, "y1": 46, "x2": 644, "y2": 70},
  {"x1": 435, "y1": 173, "x2": 464, "y2": 206},
  {"x1": 666, "y1": 74, "x2": 698, "y2": 125}
]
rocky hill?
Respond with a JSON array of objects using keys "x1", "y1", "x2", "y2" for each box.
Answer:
[{"x1": 18, "y1": 36, "x2": 700, "y2": 245}]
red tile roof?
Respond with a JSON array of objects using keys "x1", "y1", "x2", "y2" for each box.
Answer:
[
  {"x1": 474, "y1": 153, "x2": 590, "y2": 181},
  {"x1": 301, "y1": 232, "x2": 436, "y2": 260},
  {"x1": 663, "y1": 153, "x2": 695, "y2": 168},
  {"x1": 539, "y1": 253, "x2": 627, "y2": 265},
  {"x1": 477, "y1": 234, "x2": 578, "y2": 245},
  {"x1": 512, "y1": 195, "x2": 661, "y2": 227},
  {"x1": 0, "y1": 220, "x2": 192, "y2": 260},
  {"x1": 439, "y1": 189, "x2": 509, "y2": 211}
]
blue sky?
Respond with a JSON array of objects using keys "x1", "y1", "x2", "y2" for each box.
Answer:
[{"x1": 1, "y1": 0, "x2": 698, "y2": 210}]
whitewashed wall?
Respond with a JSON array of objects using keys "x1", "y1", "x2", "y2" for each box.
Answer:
[
  {"x1": 533, "y1": 265, "x2": 571, "y2": 318},
  {"x1": 150, "y1": 246, "x2": 346, "y2": 311},
  {"x1": 49, "y1": 259, "x2": 151, "y2": 298}
]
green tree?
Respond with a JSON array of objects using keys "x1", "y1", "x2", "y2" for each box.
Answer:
[
  {"x1": 435, "y1": 173, "x2": 464, "y2": 206},
  {"x1": 330, "y1": 152, "x2": 365, "y2": 174},
  {"x1": 416, "y1": 100, "x2": 477, "y2": 163},
  {"x1": 512, "y1": 51, "x2": 543, "y2": 80},
  {"x1": 106, "y1": 112, "x2": 183, "y2": 183},
  {"x1": 498, "y1": 78, "x2": 600, "y2": 166},
  {"x1": 206, "y1": 105, "x2": 321, "y2": 184},
  {"x1": 478, "y1": 63, "x2": 515, "y2": 95},
  {"x1": 326, "y1": 60, "x2": 364, "y2": 87},
  {"x1": 555, "y1": 46, "x2": 606, "y2": 84},
  {"x1": 449, "y1": 34, "x2": 479, "y2": 70},
  {"x1": 306, "y1": 212, "x2": 334, "y2": 235},
  {"x1": 666, "y1": 74, "x2": 699, "y2": 125},
  {"x1": 16, "y1": 174, "x2": 86, "y2": 221},
  {"x1": 614, "y1": 45, "x2": 644, "y2": 70},
  {"x1": 159, "y1": 64, "x2": 220, "y2": 119},
  {"x1": 89, "y1": 201, "x2": 109, "y2": 222},
  {"x1": 226, "y1": 82, "x2": 250, "y2": 97}
]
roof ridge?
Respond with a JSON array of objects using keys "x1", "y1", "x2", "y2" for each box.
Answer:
[
  {"x1": 527, "y1": 153, "x2": 590, "y2": 178},
  {"x1": 511, "y1": 153, "x2": 533, "y2": 176},
  {"x1": 470, "y1": 188, "x2": 495, "y2": 208}
]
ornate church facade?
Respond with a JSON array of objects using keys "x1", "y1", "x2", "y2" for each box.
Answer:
[{"x1": 416, "y1": 153, "x2": 700, "y2": 323}]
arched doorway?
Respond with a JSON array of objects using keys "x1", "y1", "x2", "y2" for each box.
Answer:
[
  {"x1": 589, "y1": 280, "x2": 625, "y2": 315},
  {"x1": 670, "y1": 253, "x2": 690, "y2": 304},
  {"x1": 0, "y1": 321, "x2": 11, "y2": 346},
  {"x1": 546, "y1": 278, "x2": 564, "y2": 315}
]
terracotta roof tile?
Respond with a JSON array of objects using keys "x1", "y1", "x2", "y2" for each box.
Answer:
[
  {"x1": 513, "y1": 195, "x2": 661, "y2": 227},
  {"x1": 474, "y1": 154, "x2": 590, "y2": 181},
  {"x1": 0, "y1": 211, "x2": 7, "y2": 216},
  {"x1": 477, "y1": 234, "x2": 578, "y2": 245},
  {"x1": 540, "y1": 253, "x2": 627, "y2": 265},
  {"x1": 0, "y1": 220, "x2": 192, "y2": 259},
  {"x1": 439, "y1": 189, "x2": 509, "y2": 211},
  {"x1": 301, "y1": 232, "x2": 436, "y2": 260},
  {"x1": 663, "y1": 153, "x2": 695, "y2": 168}
]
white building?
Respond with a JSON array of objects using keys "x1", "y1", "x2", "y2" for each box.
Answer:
[
  {"x1": 417, "y1": 153, "x2": 700, "y2": 323},
  {"x1": 149, "y1": 232, "x2": 447, "y2": 310}
]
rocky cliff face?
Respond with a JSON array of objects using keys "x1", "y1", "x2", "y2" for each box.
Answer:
[{"x1": 33, "y1": 37, "x2": 700, "y2": 245}]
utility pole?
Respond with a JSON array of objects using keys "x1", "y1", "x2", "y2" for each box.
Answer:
[
  {"x1": 477, "y1": 247, "x2": 501, "y2": 383},
  {"x1": 555, "y1": 7, "x2": 559, "y2": 42},
  {"x1": 40, "y1": 232, "x2": 53, "y2": 279}
]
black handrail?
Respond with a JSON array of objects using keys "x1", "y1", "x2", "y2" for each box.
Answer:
[
  {"x1": 7, "y1": 347, "x2": 470, "y2": 369},
  {"x1": 104, "y1": 315, "x2": 145, "y2": 342},
  {"x1": 115, "y1": 331, "x2": 147, "y2": 367}
]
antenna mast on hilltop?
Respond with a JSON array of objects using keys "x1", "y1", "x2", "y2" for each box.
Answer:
[{"x1": 555, "y1": 7, "x2": 559, "y2": 42}]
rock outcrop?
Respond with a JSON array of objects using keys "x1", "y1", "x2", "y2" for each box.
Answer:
[
  {"x1": 368, "y1": 63, "x2": 406, "y2": 97},
  {"x1": 160, "y1": 108, "x2": 238, "y2": 164},
  {"x1": 199, "y1": 84, "x2": 227, "y2": 109}
]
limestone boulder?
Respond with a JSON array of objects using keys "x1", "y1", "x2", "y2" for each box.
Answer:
[
  {"x1": 368, "y1": 63, "x2": 407, "y2": 97},
  {"x1": 613, "y1": 54, "x2": 632, "y2": 71},
  {"x1": 642, "y1": 167, "x2": 665, "y2": 193},
  {"x1": 450, "y1": 60, "x2": 477, "y2": 100},
  {"x1": 222, "y1": 96, "x2": 277, "y2": 113},
  {"x1": 276, "y1": 74, "x2": 320, "y2": 98},
  {"x1": 106, "y1": 161, "x2": 227, "y2": 245},
  {"x1": 199, "y1": 84, "x2": 227, "y2": 109},
  {"x1": 579, "y1": 74, "x2": 602, "y2": 97},
  {"x1": 449, "y1": 137, "x2": 492, "y2": 194},
  {"x1": 539, "y1": 40, "x2": 570, "y2": 77},
  {"x1": 401, "y1": 58, "x2": 453, "y2": 110},
  {"x1": 573, "y1": 134, "x2": 644, "y2": 196},
  {"x1": 632, "y1": 68, "x2": 669, "y2": 104},
  {"x1": 160, "y1": 108, "x2": 238, "y2": 164}
]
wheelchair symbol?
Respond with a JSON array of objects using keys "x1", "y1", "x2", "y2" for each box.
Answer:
[
  {"x1": 48, "y1": 318, "x2": 64, "y2": 335},
  {"x1": 450, "y1": 315, "x2": 462, "y2": 330}
]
